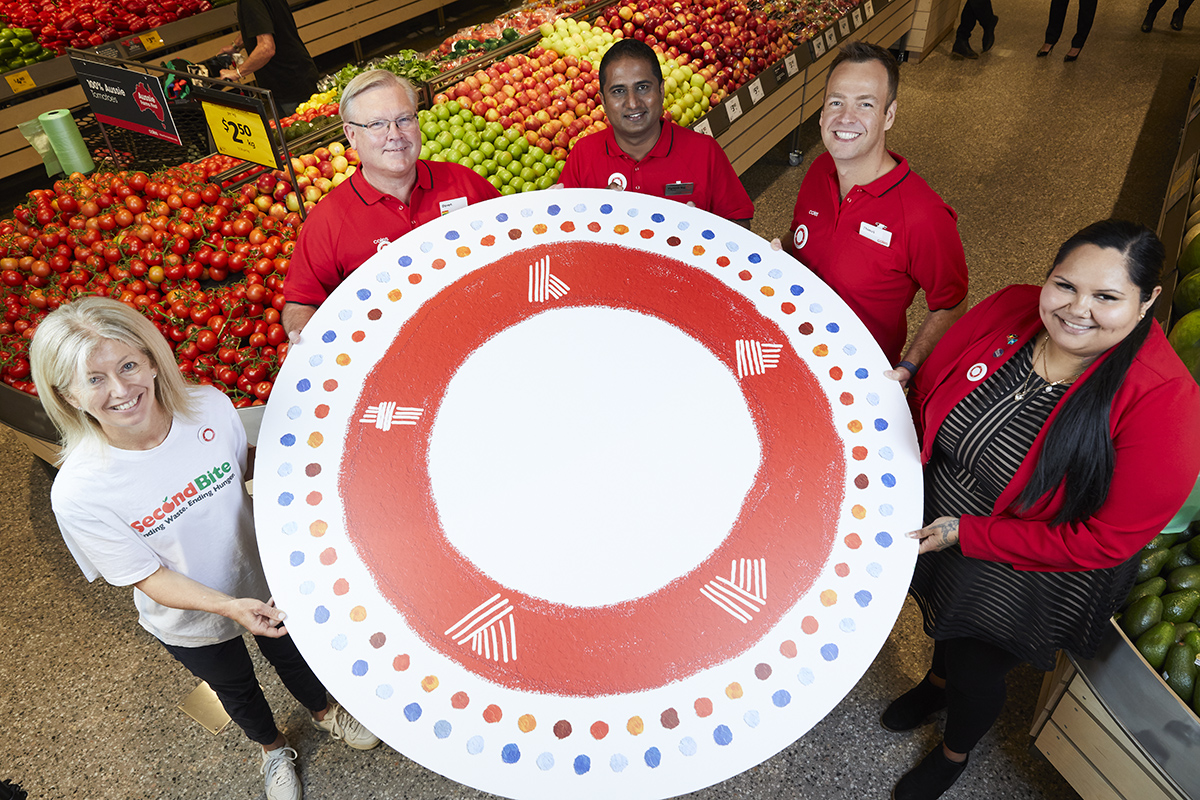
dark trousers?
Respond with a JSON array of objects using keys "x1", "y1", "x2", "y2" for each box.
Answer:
[
  {"x1": 1045, "y1": 0, "x2": 1098, "y2": 48},
  {"x1": 1146, "y1": 0, "x2": 1195, "y2": 15},
  {"x1": 957, "y1": 0, "x2": 998, "y2": 39},
  {"x1": 931, "y1": 637, "x2": 1024, "y2": 754},
  {"x1": 163, "y1": 633, "x2": 328, "y2": 746}
]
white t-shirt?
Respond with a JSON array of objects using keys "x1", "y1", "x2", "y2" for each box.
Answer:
[{"x1": 51, "y1": 386, "x2": 270, "y2": 647}]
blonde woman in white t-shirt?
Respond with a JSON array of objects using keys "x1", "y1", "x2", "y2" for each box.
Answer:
[{"x1": 30, "y1": 297, "x2": 379, "y2": 800}]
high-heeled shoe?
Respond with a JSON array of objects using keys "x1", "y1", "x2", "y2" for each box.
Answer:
[
  {"x1": 1036, "y1": 44, "x2": 1054, "y2": 57},
  {"x1": 1171, "y1": 9, "x2": 1186, "y2": 29},
  {"x1": 1063, "y1": 47, "x2": 1082, "y2": 62},
  {"x1": 1142, "y1": 11, "x2": 1156, "y2": 32}
]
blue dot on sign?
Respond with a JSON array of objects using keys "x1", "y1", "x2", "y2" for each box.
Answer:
[
  {"x1": 289, "y1": 551, "x2": 304, "y2": 566},
  {"x1": 790, "y1": 284, "x2": 804, "y2": 296},
  {"x1": 331, "y1": 634, "x2": 347, "y2": 651},
  {"x1": 520, "y1": 208, "x2": 534, "y2": 218},
  {"x1": 314, "y1": 606, "x2": 330, "y2": 624},
  {"x1": 574, "y1": 755, "x2": 591, "y2": 774},
  {"x1": 840, "y1": 618, "x2": 857, "y2": 633},
  {"x1": 844, "y1": 344, "x2": 858, "y2": 356},
  {"x1": 725, "y1": 240, "x2": 739, "y2": 252},
  {"x1": 748, "y1": 253, "x2": 761, "y2": 264},
  {"x1": 278, "y1": 492, "x2": 293, "y2": 506},
  {"x1": 826, "y1": 322, "x2": 840, "y2": 333},
  {"x1": 299, "y1": 581, "x2": 315, "y2": 595},
  {"x1": 882, "y1": 473, "x2": 896, "y2": 487},
  {"x1": 322, "y1": 330, "x2": 336, "y2": 343},
  {"x1": 867, "y1": 562, "x2": 883, "y2": 578},
  {"x1": 352, "y1": 660, "x2": 368, "y2": 676},
  {"x1": 287, "y1": 407, "x2": 301, "y2": 420},
  {"x1": 309, "y1": 355, "x2": 323, "y2": 367},
  {"x1": 651, "y1": 212, "x2": 664, "y2": 222},
  {"x1": 876, "y1": 531, "x2": 894, "y2": 548},
  {"x1": 677, "y1": 220, "x2": 690, "y2": 231},
  {"x1": 773, "y1": 690, "x2": 792, "y2": 708},
  {"x1": 376, "y1": 684, "x2": 393, "y2": 700},
  {"x1": 769, "y1": 268, "x2": 783, "y2": 278},
  {"x1": 645, "y1": 747, "x2": 662, "y2": 768},
  {"x1": 798, "y1": 667, "x2": 815, "y2": 685},
  {"x1": 610, "y1": 753, "x2": 629, "y2": 773},
  {"x1": 398, "y1": 255, "x2": 412, "y2": 267},
  {"x1": 880, "y1": 446, "x2": 895, "y2": 460},
  {"x1": 679, "y1": 737, "x2": 698, "y2": 756},
  {"x1": 821, "y1": 643, "x2": 840, "y2": 661},
  {"x1": 466, "y1": 736, "x2": 484, "y2": 755},
  {"x1": 879, "y1": 504, "x2": 894, "y2": 517},
  {"x1": 856, "y1": 590, "x2": 874, "y2": 608},
  {"x1": 404, "y1": 703, "x2": 422, "y2": 722},
  {"x1": 744, "y1": 710, "x2": 761, "y2": 727},
  {"x1": 434, "y1": 720, "x2": 452, "y2": 739},
  {"x1": 809, "y1": 303, "x2": 823, "y2": 313},
  {"x1": 501, "y1": 743, "x2": 521, "y2": 764},
  {"x1": 548, "y1": 205, "x2": 561, "y2": 216},
  {"x1": 419, "y1": 242, "x2": 433, "y2": 253},
  {"x1": 445, "y1": 230, "x2": 460, "y2": 240},
  {"x1": 296, "y1": 379, "x2": 311, "y2": 392},
  {"x1": 626, "y1": 207, "x2": 638, "y2": 218},
  {"x1": 497, "y1": 212, "x2": 509, "y2": 222},
  {"x1": 536, "y1": 752, "x2": 554, "y2": 771},
  {"x1": 338, "y1": 309, "x2": 352, "y2": 321},
  {"x1": 702, "y1": 229, "x2": 715, "y2": 240},
  {"x1": 573, "y1": 205, "x2": 586, "y2": 214},
  {"x1": 278, "y1": 463, "x2": 293, "y2": 477},
  {"x1": 713, "y1": 725, "x2": 733, "y2": 746},
  {"x1": 600, "y1": 204, "x2": 613, "y2": 214},
  {"x1": 356, "y1": 288, "x2": 371, "y2": 301},
  {"x1": 855, "y1": 368, "x2": 869, "y2": 379},
  {"x1": 282, "y1": 521, "x2": 297, "y2": 535},
  {"x1": 376, "y1": 271, "x2": 391, "y2": 282},
  {"x1": 874, "y1": 418, "x2": 889, "y2": 431},
  {"x1": 280, "y1": 433, "x2": 296, "y2": 447},
  {"x1": 867, "y1": 392, "x2": 880, "y2": 406}
]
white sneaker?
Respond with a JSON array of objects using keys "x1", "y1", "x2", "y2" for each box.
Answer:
[
  {"x1": 260, "y1": 745, "x2": 301, "y2": 800},
  {"x1": 312, "y1": 701, "x2": 381, "y2": 750}
]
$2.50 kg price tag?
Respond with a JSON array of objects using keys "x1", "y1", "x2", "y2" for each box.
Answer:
[{"x1": 201, "y1": 100, "x2": 276, "y2": 168}]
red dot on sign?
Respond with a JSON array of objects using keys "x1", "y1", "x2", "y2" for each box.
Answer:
[
  {"x1": 834, "y1": 563, "x2": 849, "y2": 577},
  {"x1": 481, "y1": 235, "x2": 496, "y2": 246},
  {"x1": 660, "y1": 708, "x2": 680, "y2": 729},
  {"x1": 780, "y1": 640, "x2": 798, "y2": 658},
  {"x1": 431, "y1": 259, "x2": 446, "y2": 270},
  {"x1": 305, "y1": 463, "x2": 321, "y2": 477},
  {"x1": 483, "y1": 704, "x2": 503, "y2": 723},
  {"x1": 393, "y1": 654, "x2": 410, "y2": 671},
  {"x1": 323, "y1": 380, "x2": 338, "y2": 392},
  {"x1": 830, "y1": 367, "x2": 843, "y2": 380},
  {"x1": 716, "y1": 256, "x2": 729, "y2": 266},
  {"x1": 509, "y1": 229, "x2": 522, "y2": 240},
  {"x1": 553, "y1": 720, "x2": 572, "y2": 739},
  {"x1": 852, "y1": 446, "x2": 868, "y2": 460},
  {"x1": 694, "y1": 697, "x2": 713, "y2": 718},
  {"x1": 333, "y1": 578, "x2": 349, "y2": 595},
  {"x1": 408, "y1": 273, "x2": 422, "y2": 284},
  {"x1": 319, "y1": 547, "x2": 337, "y2": 565},
  {"x1": 306, "y1": 491, "x2": 322, "y2": 505},
  {"x1": 667, "y1": 236, "x2": 680, "y2": 246},
  {"x1": 802, "y1": 616, "x2": 819, "y2": 634},
  {"x1": 560, "y1": 221, "x2": 575, "y2": 232},
  {"x1": 314, "y1": 405, "x2": 330, "y2": 419},
  {"x1": 840, "y1": 392, "x2": 854, "y2": 405},
  {"x1": 351, "y1": 331, "x2": 365, "y2": 342},
  {"x1": 781, "y1": 302, "x2": 796, "y2": 314},
  {"x1": 799, "y1": 322, "x2": 814, "y2": 335},
  {"x1": 846, "y1": 534, "x2": 863, "y2": 549},
  {"x1": 587, "y1": 222, "x2": 601, "y2": 232},
  {"x1": 590, "y1": 721, "x2": 609, "y2": 740},
  {"x1": 451, "y1": 692, "x2": 469, "y2": 709},
  {"x1": 738, "y1": 270, "x2": 752, "y2": 281},
  {"x1": 640, "y1": 229, "x2": 653, "y2": 239},
  {"x1": 367, "y1": 309, "x2": 382, "y2": 320},
  {"x1": 755, "y1": 663, "x2": 772, "y2": 680},
  {"x1": 854, "y1": 474, "x2": 869, "y2": 489},
  {"x1": 369, "y1": 632, "x2": 386, "y2": 648}
]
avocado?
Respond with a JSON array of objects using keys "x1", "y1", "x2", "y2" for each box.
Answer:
[
  {"x1": 1125, "y1": 576, "x2": 1167, "y2": 608},
  {"x1": 1169, "y1": 564, "x2": 1200, "y2": 592},
  {"x1": 1138, "y1": 547, "x2": 1175, "y2": 582},
  {"x1": 1187, "y1": 535, "x2": 1200, "y2": 561},
  {"x1": 1186, "y1": 630, "x2": 1200, "y2": 654},
  {"x1": 1148, "y1": 532, "x2": 1182, "y2": 550},
  {"x1": 1162, "y1": 642, "x2": 1198, "y2": 703},
  {"x1": 1175, "y1": 622, "x2": 1200, "y2": 642},
  {"x1": 1136, "y1": 621, "x2": 1176, "y2": 670},
  {"x1": 1120, "y1": 595, "x2": 1164, "y2": 639},
  {"x1": 1163, "y1": 589, "x2": 1200, "y2": 623},
  {"x1": 1167, "y1": 542, "x2": 1199, "y2": 571}
]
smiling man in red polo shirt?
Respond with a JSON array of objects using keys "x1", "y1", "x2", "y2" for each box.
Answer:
[
  {"x1": 787, "y1": 42, "x2": 967, "y2": 384},
  {"x1": 560, "y1": 39, "x2": 753, "y2": 227},
  {"x1": 282, "y1": 71, "x2": 499, "y2": 338}
]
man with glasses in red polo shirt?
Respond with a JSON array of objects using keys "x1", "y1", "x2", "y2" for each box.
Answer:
[{"x1": 282, "y1": 70, "x2": 499, "y2": 338}]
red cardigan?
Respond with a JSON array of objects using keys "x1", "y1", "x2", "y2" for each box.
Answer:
[{"x1": 910, "y1": 284, "x2": 1200, "y2": 572}]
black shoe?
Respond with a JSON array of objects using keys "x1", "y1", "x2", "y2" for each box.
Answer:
[
  {"x1": 981, "y1": 16, "x2": 998, "y2": 52},
  {"x1": 880, "y1": 674, "x2": 947, "y2": 732},
  {"x1": 1171, "y1": 8, "x2": 1185, "y2": 29},
  {"x1": 892, "y1": 744, "x2": 969, "y2": 800},
  {"x1": 1142, "y1": 11, "x2": 1156, "y2": 32},
  {"x1": 1036, "y1": 43, "x2": 1054, "y2": 57},
  {"x1": 952, "y1": 38, "x2": 979, "y2": 59},
  {"x1": 1063, "y1": 47, "x2": 1082, "y2": 62}
]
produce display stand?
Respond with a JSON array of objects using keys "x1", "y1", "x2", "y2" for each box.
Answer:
[
  {"x1": 1157, "y1": 65, "x2": 1200, "y2": 330},
  {"x1": 900, "y1": 0, "x2": 959, "y2": 63}
]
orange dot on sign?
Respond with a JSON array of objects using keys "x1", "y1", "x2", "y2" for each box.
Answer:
[
  {"x1": 323, "y1": 380, "x2": 338, "y2": 391},
  {"x1": 848, "y1": 420, "x2": 863, "y2": 433},
  {"x1": 590, "y1": 721, "x2": 609, "y2": 740},
  {"x1": 451, "y1": 691, "x2": 469, "y2": 709},
  {"x1": 387, "y1": 289, "x2": 402, "y2": 301},
  {"x1": 483, "y1": 704, "x2": 503, "y2": 723},
  {"x1": 518, "y1": 714, "x2": 537, "y2": 732},
  {"x1": 319, "y1": 547, "x2": 337, "y2": 565},
  {"x1": 834, "y1": 563, "x2": 849, "y2": 577},
  {"x1": 801, "y1": 616, "x2": 819, "y2": 634},
  {"x1": 694, "y1": 697, "x2": 713, "y2": 718},
  {"x1": 780, "y1": 640, "x2": 798, "y2": 658},
  {"x1": 481, "y1": 235, "x2": 496, "y2": 246},
  {"x1": 431, "y1": 259, "x2": 446, "y2": 270},
  {"x1": 852, "y1": 504, "x2": 866, "y2": 519},
  {"x1": 627, "y1": 716, "x2": 644, "y2": 735},
  {"x1": 821, "y1": 590, "x2": 838, "y2": 606},
  {"x1": 760, "y1": 286, "x2": 774, "y2": 296},
  {"x1": 309, "y1": 520, "x2": 327, "y2": 537},
  {"x1": 306, "y1": 491, "x2": 322, "y2": 505},
  {"x1": 840, "y1": 392, "x2": 854, "y2": 405},
  {"x1": 421, "y1": 675, "x2": 439, "y2": 692},
  {"x1": 533, "y1": 223, "x2": 547, "y2": 234},
  {"x1": 455, "y1": 246, "x2": 470, "y2": 257},
  {"x1": 640, "y1": 229, "x2": 653, "y2": 239},
  {"x1": 333, "y1": 578, "x2": 349, "y2": 595},
  {"x1": 351, "y1": 331, "x2": 365, "y2": 342},
  {"x1": 349, "y1": 605, "x2": 367, "y2": 622},
  {"x1": 393, "y1": 654, "x2": 410, "y2": 671},
  {"x1": 812, "y1": 344, "x2": 829, "y2": 357},
  {"x1": 852, "y1": 445, "x2": 868, "y2": 460},
  {"x1": 725, "y1": 682, "x2": 744, "y2": 700},
  {"x1": 588, "y1": 221, "x2": 601, "y2": 232},
  {"x1": 308, "y1": 432, "x2": 324, "y2": 447},
  {"x1": 614, "y1": 224, "x2": 629, "y2": 234},
  {"x1": 781, "y1": 302, "x2": 795, "y2": 314},
  {"x1": 695, "y1": 246, "x2": 707, "y2": 256},
  {"x1": 560, "y1": 221, "x2": 575, "y2": 232},
  {"x1": 845, "y1": 533, "x2": 863, "y2": 549},
  {"x1": 335, "y1": 353, "x2": 351, "y2": 366},
  {"x1": 314, "y1": 404, "x2": 330, "y2": 419},
  {"x1": 408, "y1": 273, "x2": 422, "y2": 284},
  {"x1": 830, "y1": 367, "x2": 843, "y2": 380}
]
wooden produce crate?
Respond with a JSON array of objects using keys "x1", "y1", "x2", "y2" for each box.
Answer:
[{"x1": 901, "y1": 0, "x2": 960, "y2": 63}]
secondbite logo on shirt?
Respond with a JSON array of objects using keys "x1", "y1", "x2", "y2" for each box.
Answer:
[{"x1": 129, "y1": 462, "x2": 235, "y2": 534}]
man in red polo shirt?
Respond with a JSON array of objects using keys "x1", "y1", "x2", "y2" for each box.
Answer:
[
  {"x1": 786, "y1": 43, "x2": 967, "y2": 383},
  {"x1": 560, "y1": 38, "x2": 753, "y2": 227},
  {"x1": 282, "y1": 71, "x2": 499, "y2": 338}
]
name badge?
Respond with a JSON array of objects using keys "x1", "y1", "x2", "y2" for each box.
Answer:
[
  {"x1": 439, "y1": 196, "x2": 468, "y2": 216},
  {"x1": 664, "y1": 181, "x2": 694, "y2": 196},
  {"x1": 859, "y1": 221, "x2": 892, "y2": 247}
]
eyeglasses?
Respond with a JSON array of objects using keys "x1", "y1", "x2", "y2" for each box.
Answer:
[{"x1": 346, "y1": 116, "x2": 419, "y2": 135}]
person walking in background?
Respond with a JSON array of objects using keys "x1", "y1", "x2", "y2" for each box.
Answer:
[
  {"x1": 1142, "y1": 0, "x2": 1193, "y2": 31},
  {"x1": 1038, "y1": 0, "x2": 1097, "y2": 61},
  {"x1": 217, "y1": 0, "x2": 319, "y2": 116},
  {"x1": 951, "y1": 0, "x2": 999, "y2": 59}
]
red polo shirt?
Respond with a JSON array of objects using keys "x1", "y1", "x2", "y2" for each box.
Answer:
[
  {"x1": 560, "y1": 121, "x2": 754, "y2": 221},
  {"x1": 787, "y1": 151, "x2": 967, "y2": 364},
  {"x1": 285, "y1": 161, "x2": 500, "y2": 306}
]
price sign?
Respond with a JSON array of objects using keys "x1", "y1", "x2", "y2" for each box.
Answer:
[
  {"x1": 784, "y1": 52, "x2": 799, "y2": 76},
  {"x1": 139, "y1": 31, "x2": 164, "y2": 50},
  {"x1": 725, "y1": 94, "x2": 742, "y2": 123},
  {"x1": 852, "y1": 9, "x2": 864, "y2": 26},
  {"x1": 693, "y1": 117, "x2": 713, "y2": 137},
  {"x1": 811, "y1": 34, "x2": 826, "y2": 59},
  {"x1": 865, "y1": 1, "x2": 876, "y2": 18},
  {"x1": 824, "y1": 28, "x2": 838, "y2": 49},
  {"x1": 748, "y1": 78, "x2": 764, "y2": 105},
  {"x1": 202, "y1": 100, "x2": 277, "y2": 168},
  {"x1": 5, "y1": 70, "x2": 35, "y2": 94},
  {"x1": 839, "y1": 17, "x2": 851, "y2": 36}
]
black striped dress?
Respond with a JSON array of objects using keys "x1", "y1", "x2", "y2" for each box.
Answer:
[{"x1": 910, "y1": 341, "x2": 1138, "y2": 670}]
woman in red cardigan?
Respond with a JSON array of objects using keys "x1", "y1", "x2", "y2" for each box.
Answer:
[{"x1": 884, "y1": 219, "x2": 1200, "y2": 800}]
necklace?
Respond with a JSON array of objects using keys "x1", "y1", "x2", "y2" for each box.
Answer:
[{"x1": 1013, "y1": 335, "x2": 1083, "y2": 400}]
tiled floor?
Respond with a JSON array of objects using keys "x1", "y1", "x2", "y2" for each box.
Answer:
[{"x1": 2, "y1": 0, "x2": 1198, "y2": 798}]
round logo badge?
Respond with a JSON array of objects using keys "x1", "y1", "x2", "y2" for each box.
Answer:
[
  {"x1": 198, "y1": 427, "x2": 216, "y2": 443},
  {"x1": 793, "y1": 224, "x2": 809, "y2": 250},
  {"x1": 967, "y1": 363, "x2": 988, "y2": 382},
  {"x1": 606, "y1": 172, "x2": 627, "y2": 191}
]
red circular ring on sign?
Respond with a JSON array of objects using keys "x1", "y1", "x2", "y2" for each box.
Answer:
[{"x1": 340, "y1": 241, "x2": 845, "y2": 696}]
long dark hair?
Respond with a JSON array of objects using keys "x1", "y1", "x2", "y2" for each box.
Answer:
[{"x1": 1017, "y1": 219, "x2": 1164, "y2": 523}]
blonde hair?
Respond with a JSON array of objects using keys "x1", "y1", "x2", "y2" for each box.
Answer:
[
  {"x1": 30, "y1": 297, "x2": 198, "y2": 463},
  {"x1": 339, "y1": 69, "x2": 419, "y2": 124}
]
